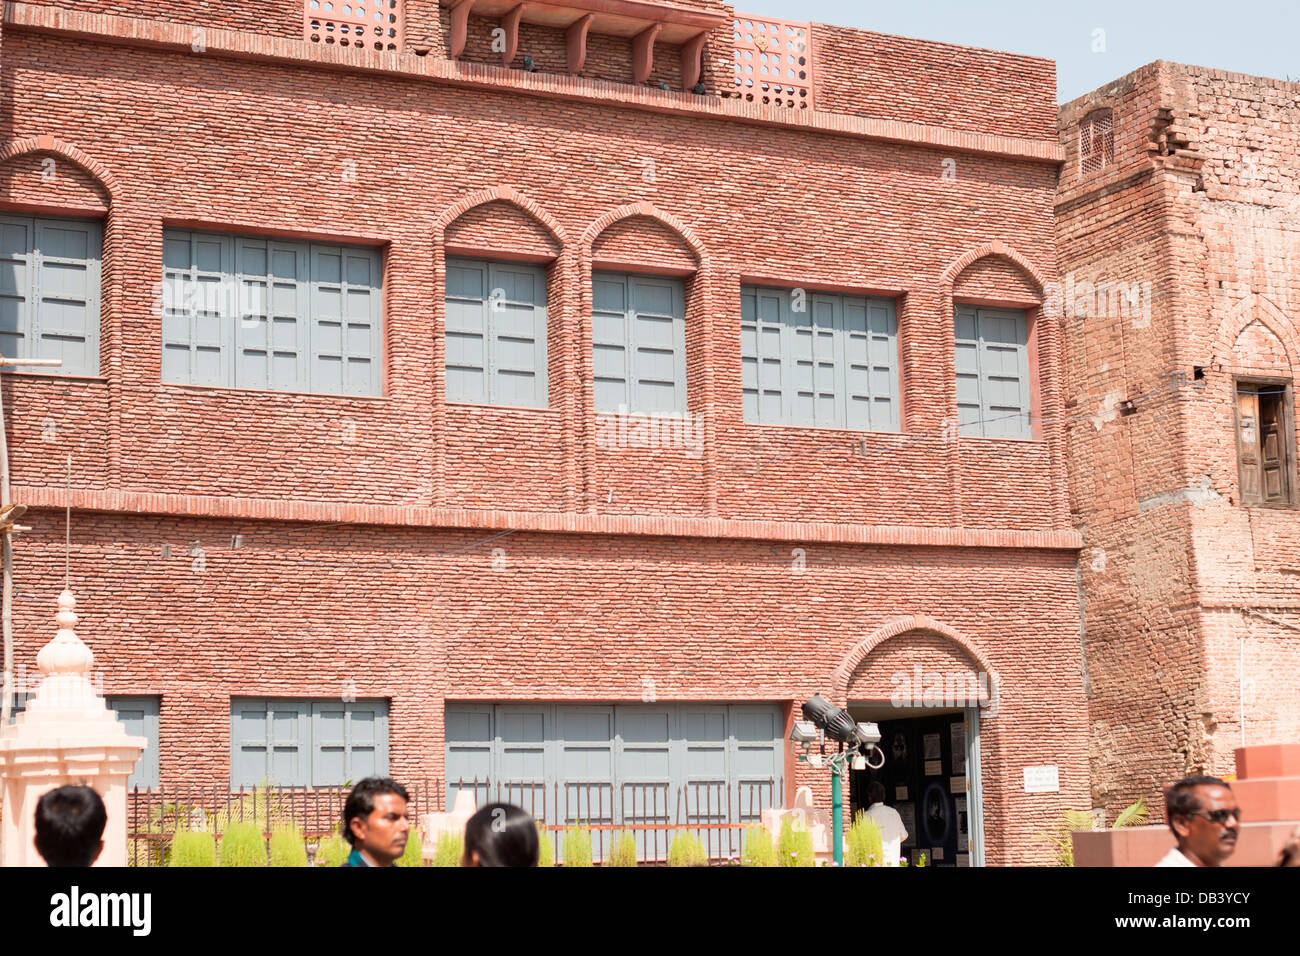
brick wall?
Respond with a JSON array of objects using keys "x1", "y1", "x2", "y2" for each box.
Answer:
[
  {"x1": 1059, "y1": 61, "x2": 1300, "y2": 817},
  {"x1": 1, "y1": 5, "x2": 1081, "y2": 864}
]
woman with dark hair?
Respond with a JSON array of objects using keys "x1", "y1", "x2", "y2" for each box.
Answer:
[{"x1": 461, "y1": 802, "x2": 540, "y2": 867}]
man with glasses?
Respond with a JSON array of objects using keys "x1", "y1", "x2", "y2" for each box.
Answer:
[{"x1": 1155, "y1": 775, "x2": 1240, "y2": 867}]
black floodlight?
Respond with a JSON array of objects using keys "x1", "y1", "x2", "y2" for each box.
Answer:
[{"x1": 801, "y1": 695, "x2": 858, "y2": 744}]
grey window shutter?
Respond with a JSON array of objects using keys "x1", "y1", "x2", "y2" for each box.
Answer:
[
  {"x1": 308, "y1": 244, "x2": 381, "y2": 396},
  {"x1": 556, "y1": 706, "x2": 616, "y2": 828},
  {"x1": 740, "y1": 286, "x2": 787, "y2": 423},
  {"x1": 235, "y1": 237, "x2": 309, "y2": 391},
  {"x1": 234, "y1": 236, "x2": 271, "y2": 389},
  {"x1": 445, "y1": 259, "x2": 489, "y2": 403},
  {"x1": 107, "y1": 696, "x2": 160, "y2": 789},
  {"x1": 487, "y1": 261, "x2": 548, "y2": 408},
  {"x1": 629, "y1": 275, "x2": 686, "y2": 415},
  {"x1": 311, "y1": 699, "x2": 388, "y2": 786},
  {"x1": 0, "y1": 216, "x2": 33, "y2": 363},
  {"x1": 444, "y1": 703, "x2": 494, "y2": 813},
  {"x1": 592, "y1": 273, "x2": 631, "y2": 413},
  {"x1": 496, "y1": 705, "x2": 549, "y2": 816},
  {"x1": 230, "y1": 699, "x2": 309, "y2": 787},
  {"x1": 33, "y1": 218, "x2": 100, "y2": 376},
  {"x1": 954, "y1": 306, "x2": 1030, "y2": 439},
  {"x1": 161, "y1": 230, "x2": 233, "y2": 387}
]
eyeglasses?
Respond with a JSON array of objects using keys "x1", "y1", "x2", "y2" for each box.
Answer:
[{"x1": 1190, "y1": 808, "x2": 1242, "y2": 825}]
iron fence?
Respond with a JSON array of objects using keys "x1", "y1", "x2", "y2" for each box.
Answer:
[{"x1": 127, "y1": 776, "x2": 783, "y2": 866}]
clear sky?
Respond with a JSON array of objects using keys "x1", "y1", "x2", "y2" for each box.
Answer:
[{"x1": 736, "y1": 0, "x2": 1300, "y2": 102}]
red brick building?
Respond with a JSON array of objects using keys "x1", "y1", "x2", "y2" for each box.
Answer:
[
  {"x1": 0, "y1": 0, "x2": 1087, "y2": 863},
  {"x1": 1058, "y1": 61, "x2": 1300, "y2": 819}
]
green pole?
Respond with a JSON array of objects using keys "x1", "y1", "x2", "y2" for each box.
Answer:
[{"x1": 832, "y1": 760, "x2": 843, "y2": 866}]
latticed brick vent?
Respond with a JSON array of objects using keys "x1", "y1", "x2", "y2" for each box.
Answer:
[
  {"x1": 1080, "y1": 109, "x2": 1114, "y2": 174},
  {"x1": 731, "y1": 15, "x2": 813, "y2": 109},
  {"x1": 304, "y1": 0, "x2": 402, "y2": 51}
]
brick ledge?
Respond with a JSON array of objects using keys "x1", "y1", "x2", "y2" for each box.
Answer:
[
  {"x1": 14, "y1": 485, "x2": 1082, "y2": 550},
  {"x1": 3, "y1": 3, "x2": 1064, "y2": 165}
]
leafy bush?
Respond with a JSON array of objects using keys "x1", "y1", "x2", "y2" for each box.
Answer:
[
  {"x1": 667, "y1": 831, "x2": 709, "y2": 867},
  {"x1": 218, "y1": 821, "x2": 268, "y2": 867},
  {"x1": 212, "y1": 786, "x2": 294, "y2": 834},
  {"x1": 742, "y1": 826, "x2": 776, "y2": 867},
  {"x1": 1048, "y1": 798, "x2": 1148, "y2": 867},
  {"x1": 432, "y1": 832, "x2": 463, "y2": 867},
  {"x1": 314, "y1": 834, "x2": 350, "y2": 867},
  {"x1": 167, "y1": 829, "x2": 216, "y2": 867},
  {"x1": 605, "y1": 831, "x2": 638, "y2": 867},
  {"x1": 397, "y1": 829, "x2": 424, "y2": 867},
  {"x1": 269, "y1": 826, "x2": 308, "y2": 867},
  {"x1": 846, "y1": 811, "x2": 885, "y2": 867},
  {"x1": 563, "y1": 826, "x2": 594, "y2": 867},
  {"x1": 537, "y1": 824, "x2": 554, "y2": 867},
  {"x1": 777, "y1": 816, "x2": 814, "y2": 867}
]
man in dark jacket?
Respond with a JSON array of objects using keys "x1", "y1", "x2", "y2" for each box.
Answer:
[{"x1": 340, "y1": 777, "x2": 410, "y2": 867}]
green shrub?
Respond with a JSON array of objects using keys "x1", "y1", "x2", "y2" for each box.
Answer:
[
  {"x1": 605, "y1": 831, "x2": 638, "y2": 867},
  {"x1": 167, "y1": 829, "x2": 216, "y2": 868},
  {"x1": 537, "y1": 824, "x2": 554, "y2": 867},
  {"x1": 1048, "y1": 798, "x2": 1148, "y2": 867},
  {"x1": 212, "y1": 787, "x2": 293, "y2": 834},
  {"x1": 397, "y1": 829, "x2": 424, "y2": 867},
  {"x1": 777, "y1": 816, "x2": 814, "y2": 867},
  {"x1": 667, "y1": 831, "x2": 708, "y2": 867},
  {"x1": 314, "y1": 834, "x2": 350, "y2": 867},
  {"x1": 269, "y1": 826, "x2": 308, "y2": 867},
  {"x1": 563, "y1": 826, "x2": 594, "y2": 867},
  {"x1": 846, "y1": 811, "x2": 885, "y2": 867},
  {"x1": 432, "y1": 832, "x2": 463, "y2": 867},
  {"x1": 742, "y1": 826, "x2": 776, "y2": 867},
  {"x1": 218, "y1": 821, "x2": 268, "y2": 867}
]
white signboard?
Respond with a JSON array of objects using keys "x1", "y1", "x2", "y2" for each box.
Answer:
[{"x1": 1023, "y1": 765, "x2": 1060, "y2": 793}]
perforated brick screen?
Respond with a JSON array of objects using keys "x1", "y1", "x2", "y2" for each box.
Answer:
[
  {"x1": 731, "y1": 14, "x2": 813, "y2": 109},
  {"x1": 304, "y1": 0, "x2": 403, "y2": 52},
  {"x1": 1080, "y1": 109, "x2": 1114, "y2": 174}
]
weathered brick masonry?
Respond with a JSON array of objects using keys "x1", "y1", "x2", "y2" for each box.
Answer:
[
  {"x1": 1059, "y1": 61, "x2": 1300, "y2": 817},
  {"x1": 1, "y1": 1, "x2": 1085, "y2": 863}
]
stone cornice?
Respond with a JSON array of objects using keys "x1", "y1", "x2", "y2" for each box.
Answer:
[
  {"x1": 15, "y1": 485, "x2": 1082, "y2": 550},
  {"x1": 3, "y1": 2, "x2": 1064, "y2": 165}
]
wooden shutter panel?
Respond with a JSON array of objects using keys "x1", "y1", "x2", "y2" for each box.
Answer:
[
  {"x1": 1237, "y1": 390, "x2": 1263, "y2": 504},
  {"x1": 1259, "y1": 391, "x2": 1289, "y2": 503},
  {"x1": 108, "y1": 696, "x2": 160, "y2": 789},
  {"x1": 444, "y1": 704, "x2": 494, "y2": 815},
  {"x1": 629, "y1": 276, "x2": 686, "y2": 415},
  {"x1": 0, "y1": 216, "x2": 33, "y2": 362},
  {"x1": 445, "y1": 259, "x2": 489, "y2": 403},
  {"x1": 488, "y1": 262, "x2": 548, "y2": 408},
  {"x1": 34, "y1": 218, "x2": 100, "y2": 376},
  {"x1": 592, "y1": 273, "x2": 631, "y2": 413}
]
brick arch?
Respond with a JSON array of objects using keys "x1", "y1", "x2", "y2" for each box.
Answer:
[
  {"x1": 941, "y1": 241, "x2": 1048, "y2": 298},
  {"x1": 435, "y1": 185, "x2": 569, "y2": 246},
  {"x1": 1213, "y1": 293, "x2": 1300, "y2": 370},
  {"x1": 831, "y1": 615, "x2": 996, "y2": 705},
  {"x1": 0, "y1": 135, "x2": 120, "y2": 200},
  {"x1": 581, "y1": 200, "x2": 706, "y2": 266}
]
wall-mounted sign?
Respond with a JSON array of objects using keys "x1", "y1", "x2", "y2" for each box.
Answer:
[{"x1": 1023, "y1": 765, "x2": 1060, "y2": 793}]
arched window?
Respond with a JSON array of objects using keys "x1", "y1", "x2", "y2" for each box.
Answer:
[{"x1": 1080, "y1": 109, "x2": 1115, "y2": 175}]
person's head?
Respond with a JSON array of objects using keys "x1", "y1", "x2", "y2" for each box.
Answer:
[
  {"x1": 867, "y1": 781, "x2": 886, "y2": 805},
  {"x1": 1165, "y1": 775, "x2": 1239, "y2": 866},
  {"x1": 461, "y1": 803, "x2": 539, "y2": 867},
  {"x1": 342, "y1": 777, "x2": 410, "y2": 865},
  {"x1": 34, "y1": 785, "x2": 107, "y2": 867}
]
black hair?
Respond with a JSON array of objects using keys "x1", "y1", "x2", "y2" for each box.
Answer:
[
  {"x1": 341, "y1": 777, "x2": 409, "y2": 847},
  {"x1": 1165, "y1": 775, "x2": 1230, "y2": 835},
  {"x1": 867, "y1": 781, "x2": 887, "y2": 805},
  {"x1": 463, "y1": 803, "x2": 539, "y2": 867},
  {"x1": 35, "y1": 785, "x2": 107, "y2": 867}
]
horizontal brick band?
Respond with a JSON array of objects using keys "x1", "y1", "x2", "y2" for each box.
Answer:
[
  {"x1": 15, "y1": 485, "x2": 1081, "y2": 550},
  {"x1": 3, "y1": 2, "x2": 1064, "y2": 164}
]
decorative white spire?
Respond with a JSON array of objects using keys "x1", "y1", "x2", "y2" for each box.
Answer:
[{"x1": 35, "y1": 589, "x2": 94, "y2": 677}]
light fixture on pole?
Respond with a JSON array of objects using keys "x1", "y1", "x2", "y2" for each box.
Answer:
[{"x1": 789, "y1": 695, "x2": 885, "y2": 865}]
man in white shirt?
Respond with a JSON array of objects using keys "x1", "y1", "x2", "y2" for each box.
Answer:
[
  {"x1": 863, "y1": 781, "x2": 908, "y2": 866},
  {"x1": 1154, "y1": 776, "x2": 1240, "y2": 867}
]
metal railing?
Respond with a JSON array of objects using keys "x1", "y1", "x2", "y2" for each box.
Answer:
[{"x1": 127, "y1": 776, "x2": 783, "y2": 866}]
